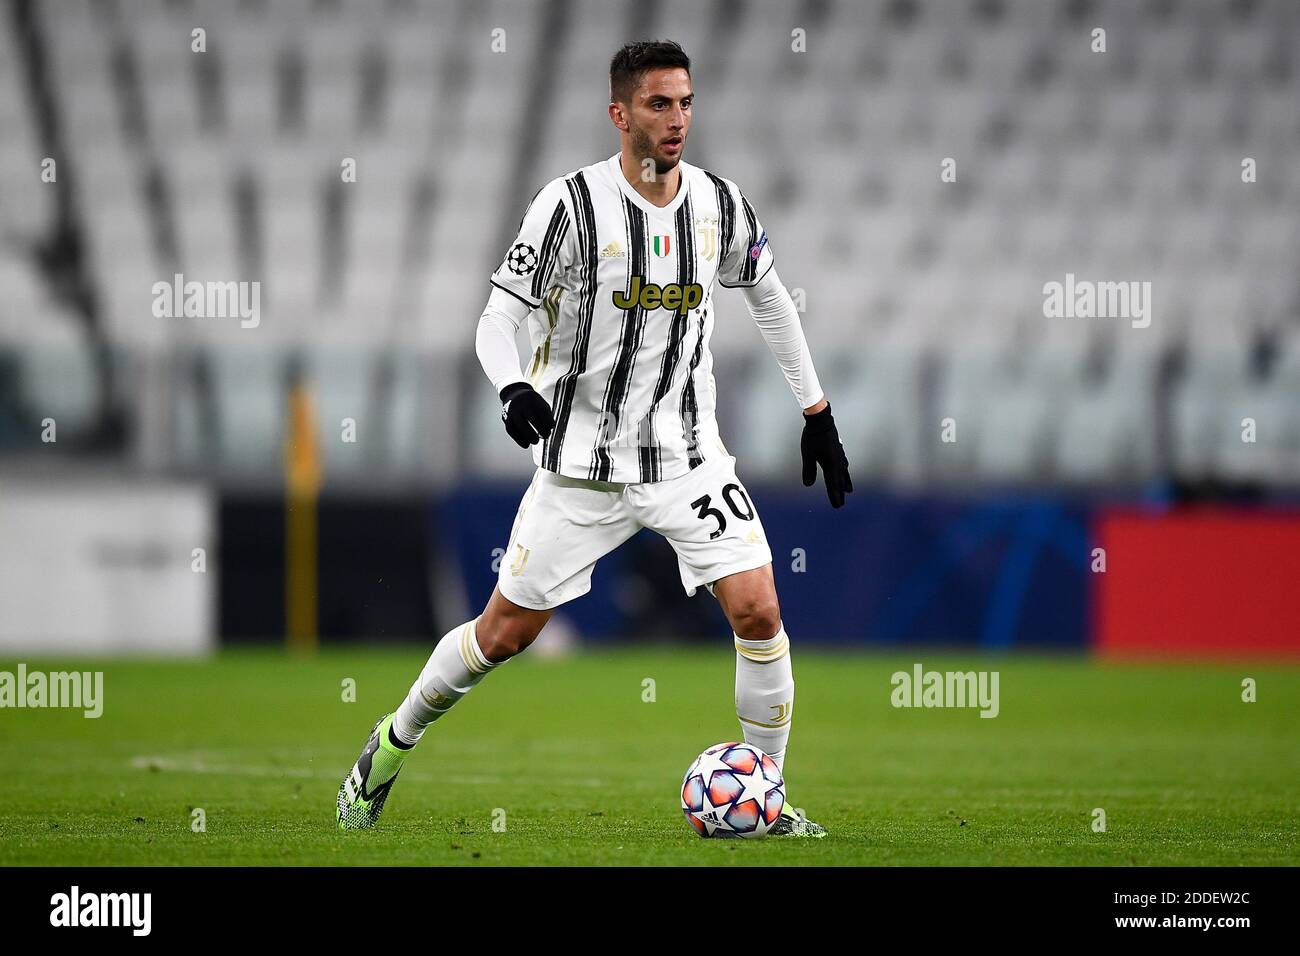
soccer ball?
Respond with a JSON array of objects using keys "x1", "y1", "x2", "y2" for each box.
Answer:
[{"x1": 681, "y1": 741, "x2": 785, "y2": 838}]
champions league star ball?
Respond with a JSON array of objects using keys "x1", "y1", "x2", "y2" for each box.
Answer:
[
  {"x1": 505, "y1": 241, "x2": 538, "y2": 275},
  {"x1": 681, "y1": 742, "x2": 785, "y2": 838}
]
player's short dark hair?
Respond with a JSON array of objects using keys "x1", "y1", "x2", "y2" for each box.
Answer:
[{"x1": 609, "y1": 40, "x2": 691, "y2": 105}]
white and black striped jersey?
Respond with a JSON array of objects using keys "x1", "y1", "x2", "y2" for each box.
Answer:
[{"x1": 489, "y1": 153, "x2": 776, "y2": 483}]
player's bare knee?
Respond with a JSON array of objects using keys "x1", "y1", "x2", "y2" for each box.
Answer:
[
  {"x1": 477, "y1": 609, "x2": 548, "y2": 662},
  {"x1": 476, "y1": 622, "x2": 524, "y2": 662},
  {"x1": 730, "y1": 598, "x2": 782, "y2": 642}
]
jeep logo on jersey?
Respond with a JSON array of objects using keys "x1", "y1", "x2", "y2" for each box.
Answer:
[{"x1": 612, "y1": 277, "x2": 704, "y2": 316}]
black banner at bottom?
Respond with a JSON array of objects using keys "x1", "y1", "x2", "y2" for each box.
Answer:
[{"x1": 0, "y1": 866, "x2": 1282, "y2": 941}]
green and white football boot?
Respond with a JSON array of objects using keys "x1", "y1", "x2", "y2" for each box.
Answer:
[
  {"x1": 336, "y1": 714, "x2": 409, "y2": 831},
  {"x1": 769, "y1": 803, "x2": 828, "y2": 838}
]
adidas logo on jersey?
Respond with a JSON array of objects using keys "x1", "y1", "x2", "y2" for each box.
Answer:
[{"x1": 600, "y1": 240, "x2": 625, "y2": 258}]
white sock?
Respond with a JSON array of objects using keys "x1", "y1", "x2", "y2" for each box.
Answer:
[
  {"x1": 734, "y1": 624, "x2": 794, "y2": 773},
  {"x1": 391, "y1": 618, "x2": 499, "y2": 747}
]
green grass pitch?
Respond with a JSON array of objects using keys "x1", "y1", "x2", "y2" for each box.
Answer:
[{"x1": 1, "y1": 647, "x2": 1296, "y2": 866}]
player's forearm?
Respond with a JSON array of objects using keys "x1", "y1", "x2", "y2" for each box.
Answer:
[
  {"x1": 475, "y1": 287, "x2": 531, "y2": 394},
  {"x1": 741, "y1": 267, "x2": 826, "y2": 411}
]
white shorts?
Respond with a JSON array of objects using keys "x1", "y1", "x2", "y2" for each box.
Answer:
[{"x1": 497, "y1": 452, "x2": 774, "y2": 611}]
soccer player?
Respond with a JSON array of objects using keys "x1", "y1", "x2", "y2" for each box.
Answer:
[{"x1": 338, "y1": 40, "x2": 851, "y2": 837}]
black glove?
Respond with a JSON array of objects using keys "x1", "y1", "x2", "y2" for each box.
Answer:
[
  {"x1": 500, "y1": 382, "x2": 554, "y2": 448},
  {"x1": 801, "y1": 402, "x2": 853, "y2": 508}
]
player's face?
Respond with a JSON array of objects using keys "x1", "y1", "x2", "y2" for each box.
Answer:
[{"x1": 624, "y1": 67, "x2": 692, "y2": 175}]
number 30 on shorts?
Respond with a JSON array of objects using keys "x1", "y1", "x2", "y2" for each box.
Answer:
[{"x1": 690, "y1": 483, "x2": 755, "y2": 540}]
